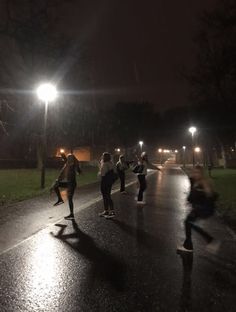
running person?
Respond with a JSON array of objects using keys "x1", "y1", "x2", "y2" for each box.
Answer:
[
  {"x1": 136, "y1": 152, "x2": 161, "y2": 205},
  {"x1": 52, "y1": 153, "x2": 82, "y2": 220},
  {"x1": 177, "y1": 165, "x2": 218, "y2": 253},
  {"x1": 98, "y1": 152, "x2": 117, "y2": 219}
]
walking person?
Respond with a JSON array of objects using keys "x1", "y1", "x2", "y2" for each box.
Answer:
[
  {"x1": 52, "y1": 153, "x2": 82, "y2": 220},
  {"x1": 177, "y1": 165, "x2": 219, "y2": 253},
  {"x1": 135, "y1": 152, "x2": 161, "y2": 205},
  {"x1": 116, "y1": 155, "x2": 131, "y2": 194},
  {"x1": 98, "y1": 152, "x2": 117, "y2": 219}
]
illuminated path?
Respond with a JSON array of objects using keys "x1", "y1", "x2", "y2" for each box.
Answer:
[{"x1": 0, "y1": 165, "x2": 235, "y2": 311}]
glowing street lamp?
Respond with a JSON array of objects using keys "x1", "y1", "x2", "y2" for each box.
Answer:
[
  {"x1": 188, "y1": 126, "x2": 197, "y2": 166},
  {"x1": 139, "y1": 141, "x2": 144, "y2": 152},
  {"x1": 182, "y1": 146, "x2": 186, "y2": 167},
  {"x1": 194, "y1": 147, "x2": 201, "y2": 153},
  {"x1": 36, "y1": 83, "x2": 58, "y2": 188}
]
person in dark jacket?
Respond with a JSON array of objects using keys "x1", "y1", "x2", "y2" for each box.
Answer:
[
  {"x1": 98, "y1": 152, "x2": 116, "y2": 219},
  {"x1": 136, "y1": 152, "x2": 161, "y2": 205},
  {"x1": 177, "y1": 165, "x2": 219, "y2": 253},
  {"x1": 52, "y1": 153, "x2": 81, "y2": 220},
  {"x1": 116, "y1": 155, "x2": 131, "y2": 194}
]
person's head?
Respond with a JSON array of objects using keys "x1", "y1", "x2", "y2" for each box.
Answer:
[
  {"x1": 101, "y1": 152, "x2": 111, "y2": 163},
  {"x1": 119, "y1": 155, "x2": 125, "y2": 162},
  {"x1": 192, "y1": 165, "x2": 204, "y2": 181},
  {"x1": 67, "y1": 154, "x2": 76, "y2": 166},
  {"x1": 141, "y1": 152, "x2": 148, "y2": 161}
]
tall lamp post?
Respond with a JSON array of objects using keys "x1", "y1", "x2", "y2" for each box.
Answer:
[
  {"x1": 139, "y1": 141, "x2": 144, "y2": 153},
  {"x1": 189, "y1": 126, "x2": 197, "y2": 166},
  {"x1": 182, "y1": 146, "x2": 186, "y2": 167},
  {"x1": 36, "y1": 83, "x2": 57, "y2": 188}
]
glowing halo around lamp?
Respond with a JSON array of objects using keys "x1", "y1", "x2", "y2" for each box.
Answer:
[{"x1": 37, "y1": 83, "x2": 57, "y2": 103}]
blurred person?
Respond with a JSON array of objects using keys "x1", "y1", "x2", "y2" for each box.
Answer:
[
  {"x1": 177, "y1": 165, "x2": 219, "y2": 253},
  {"x1": 52, "y1": 153, "x2": 82, "y2": 220},
  {"x1": 134, "y1": 152, "x2": 161, "y2": 205},
  {"x1": 98, "y1": 152, "x2": 117, "y2": 219}
]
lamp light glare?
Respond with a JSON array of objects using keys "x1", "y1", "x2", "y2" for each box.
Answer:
[
  {"x1": 194, "y1": 147, "x2": 201, "y2": 153},
  {"x1": 37, "y1": 83, "x2": 57, "y2": 102},
  {"x1": 189, "y1": 126, "x2": 197, "y2": 135}
]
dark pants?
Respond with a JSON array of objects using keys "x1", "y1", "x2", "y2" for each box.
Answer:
[
  {"x1": 54, "y1": 181, "x2": 76, "y2": 215},
  {"x1": 101, "y1": 180, "x2": 113, "y2": 211},
  {"x1": 183, "y1": 207, "x2": 214, "y2": 250},
  {"x1": 137, "y1": 174, "x2": 147, "y2": 202},
  {"x1": 118, "y1": 171, "x2": 125, "y2": 192}
]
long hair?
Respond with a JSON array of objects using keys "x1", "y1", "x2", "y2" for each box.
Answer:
[{"x1": 102, "y1": 152, "x2": 111, "y2": 163}]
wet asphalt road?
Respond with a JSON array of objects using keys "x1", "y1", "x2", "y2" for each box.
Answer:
[{"x1": 0, "y1": 165, "x2": 236, "y2": 312}]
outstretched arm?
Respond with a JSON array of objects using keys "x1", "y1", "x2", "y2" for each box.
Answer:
[{"x1": 147, "y1": 162, "x2": 162, "y2": 171}]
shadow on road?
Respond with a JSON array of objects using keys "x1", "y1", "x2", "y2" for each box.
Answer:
[
  {"x1": 51, "y1": 220, "x2": 126, "y2": 292},
  {"x1": 178, "y1": 252, "x2": 193, "y2": 312}
]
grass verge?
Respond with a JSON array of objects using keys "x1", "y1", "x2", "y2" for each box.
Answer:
[{"x1": 0, "y1": 167, "x2": 98, "y2": 206}]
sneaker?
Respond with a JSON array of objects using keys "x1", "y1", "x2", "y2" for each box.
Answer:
[
  {"x1": 99, "y1": 211, "x2": 109, "y2": 217},
  {"x1": 53, "y1": 199, "x2": 64, "y2": 206},
  {"x1": 64, "y1": 214, "x2": 74, "y2": 220},
  {"x1": 105, "y1": 212, "x2": 115, "y2": 219},
  {"x1": 137, "y1": 201, "x2": 146, "y2": 205},
  {"x1": 177, "y1": 245, "x2": 193, "y2": 253}
]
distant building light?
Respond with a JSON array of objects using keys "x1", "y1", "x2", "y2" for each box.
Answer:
[
  {"x1": 194, "y1": 147, "x2": 201, "y2": 153},
  {"x1": 158, "y1": 148, "x2": 163, "y2": 153},
  {"x1": 175, "y1": 150, "x2": 178, "y2": 153},
  {"x1": 182, "y1": 146, "x2": 186, "y2": 150},
  {"x1": 60, "y1": 149, "x2": 65, "y2": 154},
  {"x1": 115, "y1": 148, "x2": 121, "y2": 153}
]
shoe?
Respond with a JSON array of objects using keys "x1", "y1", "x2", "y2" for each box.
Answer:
[
  {"x1": 64, "y1": 214, "x2": 75, "y2": 220},
  {"x1": 137, "y1": 201, "x2": 146, "y2": 205},
  {"x1": 121, "y1": 191, "x2": 127, "y2": 195},
  {"x1": 177, "y1": 246, "x2": 193, "y2": 253},
  {"x1": 99, "y1": 211, "x2": 109, "y2": 217},
  {"x1": 53, "y1": 199, "x2": 64, "y2": 206},
  {"x1": 105, "y1": 212, "x2": 115, "y2": 219}
]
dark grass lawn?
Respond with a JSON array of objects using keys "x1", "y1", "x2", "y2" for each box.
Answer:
[
  {"x1": 212, "y1": 169, "x2": 236, "y2": 230},
  {"x1": 183, "y1": 167, "x2": 236, "y2": 230},
  {"x1": 0, "y1": 166, "x2": 98, "y2": 205}
]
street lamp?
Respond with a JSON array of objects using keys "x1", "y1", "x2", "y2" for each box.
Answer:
[
  {"x1": 188, "y1": 126, "x2": 197, "y2": 166},
  {"x1": 182, "y1": 146, "x2": 186, "y2": 167},
  {"x1": 194, "y1": 147, "x2": 201, "y2": 153},
  {"x1": 139, "y1": 141, "x2": 144, "y2": 152},
  {"x1": 158, "y1": 148, "x2": 163, "y2": 165},
  {"x1": 36, "y1": 83, "x2": 58, "y2": 188}
]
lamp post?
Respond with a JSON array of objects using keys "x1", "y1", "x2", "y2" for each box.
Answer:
[
  {"x1": 189, "y1": 126, "x2": 197, "y2": 166},
  {"x1": 139, "y1": 141, "x2": 144, "y2": 153},
  {"x1": 182, "y1": 146, "x2": 186, "y2": 167},
  {"x1": 158, "y1": 148, "x2": 163, "y2": 165},
  {"x1": 36, "y1": 83, "x2": 57, "y2": 188}
]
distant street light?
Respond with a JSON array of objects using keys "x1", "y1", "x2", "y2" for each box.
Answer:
[
  {"x1": 188, "y1": 126, "x2": 197, "y2": 166},
  {"x1": 139, "y1": 141, "x2": 144, "y2": 152},
  {"x1": 175, "y1": 149, "x2": 178, "y2": 153},
  {"x1": 194, "y1": 147, "x2": 201, "y2": 153},
  {"x1": 115, "y1": 148, "x2": 121, "y2": 153},
  {"x1": 36, "y1": 83, "x2": 58, "y2": 188},
  {"x1": 182, "y1": 146, "x2": 186, "y2": 167},
  {"x1": 158, "y1": 148, "x2": 163, "y2": 165}
]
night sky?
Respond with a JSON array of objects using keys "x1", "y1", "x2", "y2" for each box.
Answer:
[{"x1": 57, "y1": 0, "x2": 216, "y2": 111}]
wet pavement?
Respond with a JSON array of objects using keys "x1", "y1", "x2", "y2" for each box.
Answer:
[{"x1": 0, "y1": 165, "x2": 235, "y2": 312}]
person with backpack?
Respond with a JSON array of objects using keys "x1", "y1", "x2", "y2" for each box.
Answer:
[
  {"x1": 98, "y1": 152, "x2": 117, "y2": 219},
  {"x1": 135, "y1": 152, "x2": 161, "y2": 205},
  {"x1": 177, "y1": 165, "x2": 219, "y2": 253},
  {"x1": 116, "y1": 155, "x2": 132, "y2": 194},
  {"x1": 52, "y1": 153, "x2": 82, "y2": 220}
]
